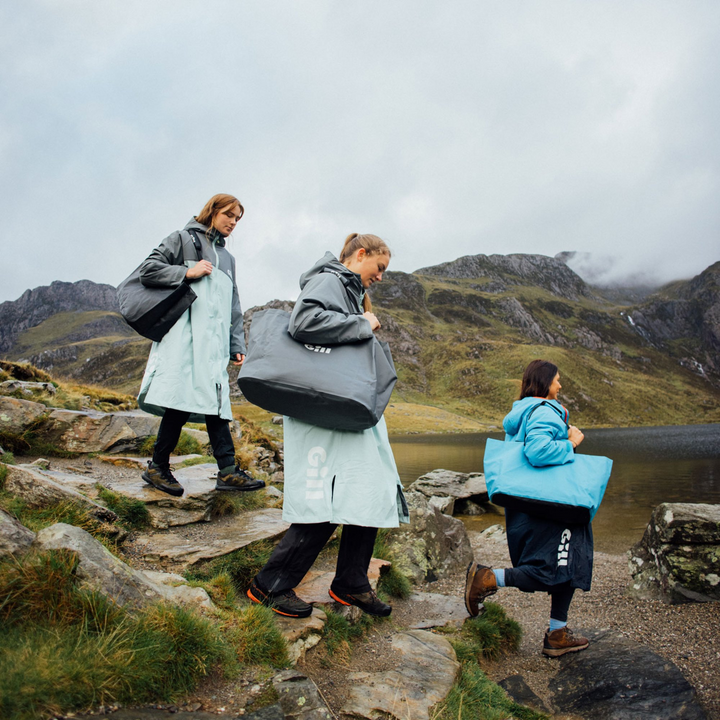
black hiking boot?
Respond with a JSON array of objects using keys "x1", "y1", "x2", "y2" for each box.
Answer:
[
  {"x1": 216, "y1": 466, "x2": 266, "y2": 492},
  {"x1": 142, "y1": 461, "x2": 184, "y2": 497},
  {"x1": 328, "y1": 588, "x2": 392, "y2": 617},
  {"x1": 247, "y1": 579, "x2": 313, "y2": 618}
]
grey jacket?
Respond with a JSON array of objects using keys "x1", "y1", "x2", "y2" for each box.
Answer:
[
  {"x1": 289, "y1": 252, "x2": 373, "y2": 345},
  {"x1": 139, "y1": 218, "x2": 246, "y2": 355}
]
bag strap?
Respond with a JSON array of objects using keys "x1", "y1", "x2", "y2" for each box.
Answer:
[
  {"x1": 522, "y1": 400, "x2": 569, "y2": 445},
  {"x1": 185, "y1": 229, "x2": 204, "y2": 262},
  {"x1": 323, "y1": 267, "x2": 363, "y2": 316}
]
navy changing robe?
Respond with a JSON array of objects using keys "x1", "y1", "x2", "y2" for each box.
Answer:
[{"x1": 502, "y1": 397, "x2": 594, "y2": 591}]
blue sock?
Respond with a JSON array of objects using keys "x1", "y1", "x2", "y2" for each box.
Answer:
[
  {"x1": 493, "y1": 569, "x2": 506, "y2": 587},
  {"x1": 549, "y1": 618, "x2": 567, "y2": 632}
]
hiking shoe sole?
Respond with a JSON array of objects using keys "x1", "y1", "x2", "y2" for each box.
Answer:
[
  {"x1": 215, "y1": 480, "x2": 266, "y2": 492},
  {"x1": 246, "y1": 587, "x2": 313, "y2": 619},
  {"x1": 542, "y1": 641, "x2": 589, "y2": 658}
]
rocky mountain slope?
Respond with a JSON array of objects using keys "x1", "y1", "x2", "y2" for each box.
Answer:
[{"x1": 1, "y1": 255, "x2": 718, "y2": 427}]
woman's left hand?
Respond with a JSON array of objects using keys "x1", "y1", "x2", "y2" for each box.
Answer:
[{"x1": 232, "y1": 354, "x2": 245, "y2": 366}]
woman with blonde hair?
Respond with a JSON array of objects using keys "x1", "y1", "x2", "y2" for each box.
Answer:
[
  {"x1": 247, "y1": 234, "x2": 409, "y2": 618},
  {"x1": 136, "y1": 194, "x2": 264, "y2": 496}
]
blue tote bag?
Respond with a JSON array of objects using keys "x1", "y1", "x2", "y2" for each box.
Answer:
[{"x1": 484, "y1": 405, "x2": 612, "y2": 523}]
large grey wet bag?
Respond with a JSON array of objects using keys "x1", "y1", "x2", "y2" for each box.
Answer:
[{"x1": 237, "y1": 308, "x2": 397, "y2": 431}]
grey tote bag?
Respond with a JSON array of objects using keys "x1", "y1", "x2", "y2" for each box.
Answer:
[{"x1": 237, "y1": 308, "x2": 397, "y2": 431}]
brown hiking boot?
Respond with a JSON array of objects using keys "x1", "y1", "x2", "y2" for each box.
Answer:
[
  {"x1": 543, "y1": 627, "x2": 589, "y2": 657},
  {"x1": 464, "y1": 561, "x2": 497, "y2": 617}
]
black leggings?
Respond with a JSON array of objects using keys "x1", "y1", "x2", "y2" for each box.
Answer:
[
  {"x1": 255, "y1": 522, "x2": 378, "y2": 596},
  {"x1": 504, "y1": 568, "x2": 576, "y2": 623},
  {"x1": 153, "y1": 407, "x2": 235, "y2": 470}
]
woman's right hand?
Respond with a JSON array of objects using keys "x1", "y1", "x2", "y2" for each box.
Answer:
[
  {"x1": 186, "y1": 260, "x2": 213, "y2": 280},
  {"x1": 363, "y1": 311, "x2": 381, "y2": 331},
  {"x1": 568, "y1": 425, "x2": 584, "y2": 448}
]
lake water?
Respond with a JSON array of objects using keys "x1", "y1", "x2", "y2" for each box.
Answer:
[{"x1": 389, "y1": 424, "x2": 720, "y2": 554}]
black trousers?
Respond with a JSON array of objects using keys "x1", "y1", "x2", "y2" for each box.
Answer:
[
  {"x1": 255, "y1": 522, "x2": 378, "y2": 596},
  {"x1": 153, "y1": 407, "x2": 235, "y2": 469},
  {"x1": 504, "y1": 568, "x2": 576, "y2": 623}
]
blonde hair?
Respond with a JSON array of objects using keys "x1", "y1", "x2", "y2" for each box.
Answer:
[
  {"x1": 339, "y1": 233, "x2": 391, "y2": 312},
  {"x1": 196, "y1": 194, "x2": 244, "y2": 235}
]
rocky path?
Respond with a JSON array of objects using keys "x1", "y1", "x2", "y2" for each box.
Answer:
[{"x1": 5, "y1": 450, "x2": 718, "y2": 719}]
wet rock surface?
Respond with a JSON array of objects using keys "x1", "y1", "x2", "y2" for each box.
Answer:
[{"x1": 549, "y1": 628, "x2": 707, "y2": 719}]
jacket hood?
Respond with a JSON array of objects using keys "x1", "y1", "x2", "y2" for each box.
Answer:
[
  {"x1": 503, "y1": 397, "x2": 567, "y2": 436},
  {"x1": 184, "y1": 218, "x2": 226, "y2": 247},
  {"x1": 299, "y1": 252, "x2": 364, "y2": 295}
]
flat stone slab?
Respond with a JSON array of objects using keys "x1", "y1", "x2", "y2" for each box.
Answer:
[
  {"x1": 407, "y1": 591, "x2": 468, "y2": 629},
  {"x1": 342, "y1": 629, "x2": 460, "y2": 720},
  {"x1": 272, "y1": 669, "x2": 332, "y2": 719},
  {"x1": 134, "y1": 508, "x2": 290, "y2": 567},
  {"x1": 102, "y1": 463, "x2": 219, "y2": 528},
  {"x1": 295, "y1": 558, "x2": 390, "y2": 604},
  {"x1": 273, "y1": 608, "x2": 326, "y2": 664},
  {"x1": 549, "y1": 628, "x2": 707, "y2": 719}
]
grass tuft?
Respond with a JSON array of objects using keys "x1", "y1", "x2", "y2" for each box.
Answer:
[
  {"x1": 320, "y1": 607, "x2": 377, "y2": 661},
  {"x1": 96, "y1": 485, "x2": 151, "y2": 530},
  {"x1": 185, "y1": 539, "x2": 274, "y2": 593},
  {"x1": 0, "y1": 549, "x2": 236, "y2": 720},
  {"x1": 223, "y1": 604, "x2": 289, "y2": 667},
  {"x1": 431, "y1": 661, "x2": 548, "y2": 720},
  {"x1": 456, "y1": 602, "x2": 522, "y2": 661},
  {"x1": 210, "y1": 489, "x2": 269, "y2": 518}
]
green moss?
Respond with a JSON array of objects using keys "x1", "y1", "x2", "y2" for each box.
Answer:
[{"x1": 372, "y1": 529, "x2": 413, "y2": 599}]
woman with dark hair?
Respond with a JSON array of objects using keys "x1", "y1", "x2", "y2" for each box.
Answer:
[
  {"x1": 465, "y1": 359, "x2": 592, "y2": 657},
  {"x1": 136, "y1": 194, "x2": 264, "y2": 497},
  {"x1": 246, "y1": 233, "x2": 409, "y2": 619}
]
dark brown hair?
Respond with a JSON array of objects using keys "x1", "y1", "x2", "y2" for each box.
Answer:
[
  {"x1": 339, "y1": 233, "x2": 391, "y2": 312},
  {"x1": 519, "y1": 359, "x2": 559, "y2": 400},
  {"x1": 196, "y1": 194, "x2": 244, "y2": 234}
]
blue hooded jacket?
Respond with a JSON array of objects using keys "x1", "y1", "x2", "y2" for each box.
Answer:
[{"x1": 503, "y1": 397, "x2": 574, "y2": 468}]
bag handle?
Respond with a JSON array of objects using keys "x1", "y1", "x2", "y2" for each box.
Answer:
[{"x1": 522, "y1": 400, "x2": 569, "y2": 445}]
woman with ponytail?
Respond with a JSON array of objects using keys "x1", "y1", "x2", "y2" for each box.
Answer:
[{"x1": 248, "y1": 234, "x2": 409, "y2": 619}]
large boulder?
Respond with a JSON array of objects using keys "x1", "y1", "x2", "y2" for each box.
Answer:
[
  {"x1": 408, "y1": 468, "x2": 488, "y2": 516},
  {"x1": 33, "y1": 523, "x2": 213, "y2": 610},
  {"x1": 5, "y1": 465, "x2": 118, "y2": 523},
  {"x1": 0, "y1": 508, "x2": 35, "y2": 560},
  {"x1": 34, "y1": 523, "x2": 165, "y2": 608},
  {"x1": 628, "y1": 503, "x2": 720, "y2": 603},
  {"x1": 385, "y1": 489, "x2": 473, "y2": 584},
  {"x1": 549, "y1": 628, "x2": 707, "y2": 719},
  {"x1": 0, "y1": 397, "x2": 162, "y2": 454}
]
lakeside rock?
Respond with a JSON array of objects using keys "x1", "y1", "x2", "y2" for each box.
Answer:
[
  {"x1": 549, "y1": 628, "x2": 707, "y2": 719},
  {"x1": 628, "y1": 502, "x2": 720, "y2": 603},
  {"x1": 385, "y1": 489, "x2": 473, "y2": 584},
  {"x1": 408, "y1": 468, "x2": 488, "y2": 516}
]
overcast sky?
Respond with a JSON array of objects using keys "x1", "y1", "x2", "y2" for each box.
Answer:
[{"x1": 1, "y1": 1, "x2": 719, "y2": 308}]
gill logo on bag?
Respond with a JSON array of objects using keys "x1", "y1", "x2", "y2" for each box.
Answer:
[
  {"x1": 305, "y1": 446, "x2": 328, "y2": 500},
  {"x1": 557, "y1": 529, "x2": 571, "y2": 567},
  {"x1": 304, "y1": 344, "x2": 332, "y2": 354}
]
